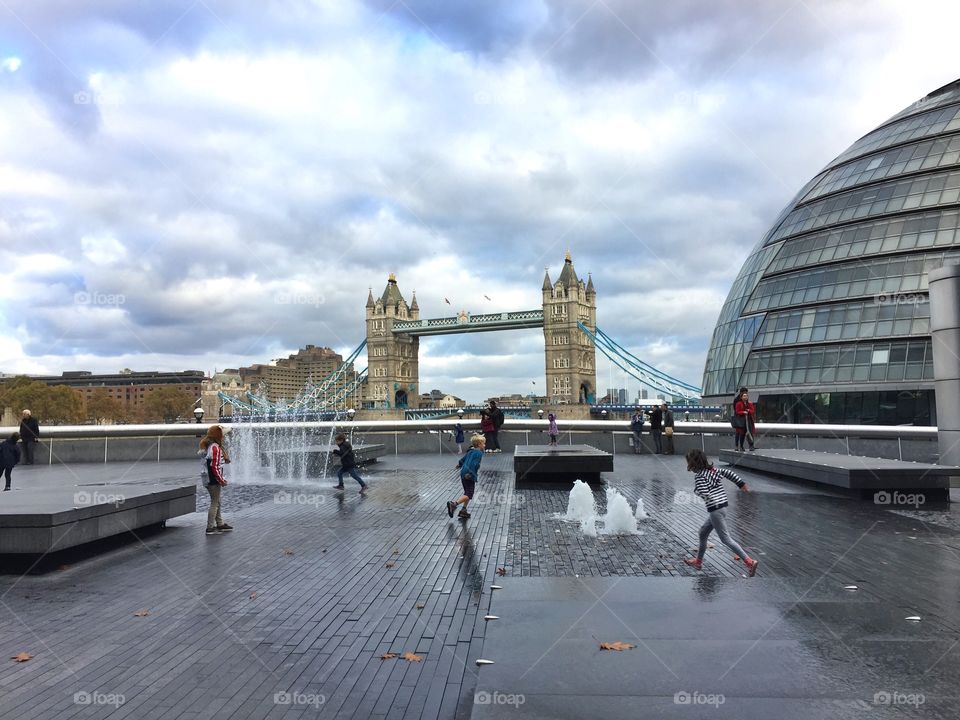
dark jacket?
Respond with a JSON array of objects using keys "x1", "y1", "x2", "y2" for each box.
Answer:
[
  {"x1": 454, "y1": 423, "x2": 465, "y2": 443},
  {"x1": 491, "y1": 408, "x2": 504, "y2": 430},
  {"x1": 630, "y1": 413, "x2": 644, "y2": 432},
  {"x1": 0, "y1": 439, "x2": 20, "y2": 468},
  {"x1": 334, "y1": 440, "x2": 356, "y2": 469},
  {"x1": 663, "y1": 410, "x2": 674, "y2": 428},
  {"x1": 648, "y1": 407, "x2": 663, "y2": 431},
  {"x1": 19, "y1": 417, "x2": 40, "y2": 443}
]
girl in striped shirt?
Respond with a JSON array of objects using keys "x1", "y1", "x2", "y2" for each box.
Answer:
[{"x1": 683, "y1": 449, "x2": 758, "y2": 576}]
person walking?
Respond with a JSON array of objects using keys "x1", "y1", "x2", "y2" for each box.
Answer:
[
  {"x1": 454, "y1": 421, "x2": 466, "y2": 455},
  {"x1": 734, "y1": 388, "x2": 757, "y2": 451},
  {"x1": 648, "y1": 404, "x2": 663, "y2": 454},
  {"x1": 547, "y1": 412, "x2": 559, "y2": 446},
  {"x1": 333, "y1": 433, "x2": 367, "y2": 493},
  {"x1": 18, "y1": 410, "x2": 39, "y2": 465},
  {"x1": 489, "y1": 401, "x2": 504, "y2": 453},
  {"x1": 446, "y1": 434, "x2": 485, "y2": 520},
  {"x1": 199, "y1": 425, "x2": 232, "y2": 535},
  {"x1": 682, "y1": 449, "x2": 758, "y2": 576},
  {"x1": 480, "y1": 408, "x2": 496, "y2": 453},
  {"x1": 630, "y1": 409, "x2": 644, "y2": 454},
  {"x1": 662, "y1": 402, "x2": 675, "y2": 455},
  {"x1": 0, "y1": 433, "x2": 21, "y2": 491}
]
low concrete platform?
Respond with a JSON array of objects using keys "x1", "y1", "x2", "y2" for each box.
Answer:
[
  {"x1": 513, "y1": 444, "x2": 613, "y2": 482},
  {"x1": 0, "y1": 481, "x2": 196, "y2": 554},
  {"x1": 263, "y1": 443, "x2": 387, "y2": 477},
  {"x1": 720, "y1": 448, "x2": 954, "y2": 499}
]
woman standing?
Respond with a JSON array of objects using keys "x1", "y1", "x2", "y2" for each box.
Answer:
[
  {"x1": 734, "y1": 388, "x2": 756, "y2": 452},
  {"x1": 200, "y1": 425, "x2": 233, "y2": 535}
]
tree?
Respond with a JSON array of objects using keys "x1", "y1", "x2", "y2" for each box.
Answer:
[
  {"x1": 142, "y1": 386, "x2": 198, "y2": 423},
  {"x1": 0, "y1": 376, "x2": 83, "y2": 424},
  {"x1": 86, "y1": 389, "x2": 124, "y2": 424}
]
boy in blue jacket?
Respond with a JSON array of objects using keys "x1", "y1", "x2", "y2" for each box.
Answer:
[{"x1": 446, "y1": 434, "x2": 485, "y2": 519}]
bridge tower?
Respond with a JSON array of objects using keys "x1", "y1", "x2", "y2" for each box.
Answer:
[
  {"x1": 365, "y1": 274, "x2": 420, "y2": 409},
  {"x1": 542, "y1": 252, "x2": 597, "y2": 404}
]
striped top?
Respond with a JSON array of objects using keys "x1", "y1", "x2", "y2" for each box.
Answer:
[{"x1": 693, "y1": 466, "x2": 744, "y2": 512}]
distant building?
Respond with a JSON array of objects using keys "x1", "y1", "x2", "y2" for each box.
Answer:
[
  {"x1": 28, "y1": 370, "x2": 204, "y2": 418},
  {"x1": 418, "y1": 389, "x2": 466, "y2": 408},
  {"x1": 605, "y1": 388, "x2": 628, "y2": 405},
  {"x1": 201, "y1": 369, "x2": 251, "y2": 419},
  {"x1": 238, "y1": 345, "x2": 362, "y2": 405},
  {"x1": 489, "y1": 393, "x2": 528, "y2": 407}
]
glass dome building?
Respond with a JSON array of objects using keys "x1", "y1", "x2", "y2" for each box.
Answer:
[{"x1": 702, "y1": 79, "x2": 960, "y2": 425}]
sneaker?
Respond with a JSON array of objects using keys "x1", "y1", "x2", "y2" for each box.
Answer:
[
  {"x1": 446, "y1": 501, "x2": 456, "y2": 518},
  {"x1": 2, "y1": 487, "x2": 9, "y2": 491},
  {"x1": 205, "y1": 528, "x2": 221, "y2": 535},
  {"x1": 359, "y1": 485, "x2": 367, "y2": 495},
  {"x1": 683, "y1": 558, "x2": 702, "y2": 570},
  {"x1": 748, "y1": 446, "x2": 755, "y2": 452},
  {"x1": 333, "y1": 484, "x2": 345, "y2": 489},
  {"x1": 458, "y1": 510, "x2": 471, "y2": 519},
  {"x1": 745, "y1": 558, "x2": 759, "y2": 577},
  {"x1": 217, "y1": 524, "x2": 233, "y2": 532}
]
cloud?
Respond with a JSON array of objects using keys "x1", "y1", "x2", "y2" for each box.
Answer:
[{"x1": 2, "y1": 1, "x2": 960, "y2": 401}]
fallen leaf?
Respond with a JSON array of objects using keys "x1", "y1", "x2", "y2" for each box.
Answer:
[
  {"x1": 321, "y1": 549, "x2": 327, "y2": 553},
  {"x1": 733, "y1": 555, "x2": 741, "y2": 561},
  {"x1": 401, "y1": 651, "x2": 423, "y2": 662},
  {"x1": 495, "y1": 567, "x2": 506, "y2": 576},
  {"x1": 283, "y1": 549, "x2": 294, "y2": 556},
  {"x1": 380, "y1": 652, "x2": 398, "y2": 660},
  {"x1": 385, "y1": 562, "x2": 395, "y2": 568},
  {"x1": 416, "y1": 603, "x2": 425, "y2": 610},
  {"x1": 249, "y1": 592, "x2": 257, "y2": 600},
  {"x1": 11, "y1": 653, "x2": 32, "y2": 662},
  {"x1": 392, "y1": 549, "x2": 399, "y2": 555},
  {"x1": 133, "y1": 610, "x2": 150, "y2": 617},
  {"x1": 599, "y1": 641, "x2": 635, "y2": 651}
]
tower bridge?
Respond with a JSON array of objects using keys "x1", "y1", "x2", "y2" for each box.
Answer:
[{"x1": 218, "y1": 252, "x2": 703, "y2": 417}]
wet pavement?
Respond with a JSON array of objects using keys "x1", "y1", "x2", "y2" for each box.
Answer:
[{"x1": 0, "y1": 452, "x2": 958, "y2": 718}]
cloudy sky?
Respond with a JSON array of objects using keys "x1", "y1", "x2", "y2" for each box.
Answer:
[{"x1": 1, "y1": 0, "x2": 958, "y2": 403}]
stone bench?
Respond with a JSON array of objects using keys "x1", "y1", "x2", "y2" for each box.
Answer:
[
  {"x1": 0, "y1": 482, "x2": 196, "y2": 554},
  {"x1": 719, "y1": 448, "x2": 954, "y2": 500},
  {"x1": 514, "y1": 444, "x2": 613, "y2": 482}
]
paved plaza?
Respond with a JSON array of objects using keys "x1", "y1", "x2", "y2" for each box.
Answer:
[{"x1": 1, "y1": 453, "x2": 959, "y2": 718}]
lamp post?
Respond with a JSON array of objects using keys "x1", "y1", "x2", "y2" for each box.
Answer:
[
  {"x1": 347, "y1": 408, "x2": 356, "y2": 420},
  {"x1": 601, "y1": 409, "x2": 608, "y2": 421},
  {"x1": 537, "y1": 409, "x2": 544, "y2": 420},
  {"x1": 457, "y1": 408, "x2": 464, "y2": 419},
  {"x1": 193, "y1": 407, "x2": 204, "y2": 424}
]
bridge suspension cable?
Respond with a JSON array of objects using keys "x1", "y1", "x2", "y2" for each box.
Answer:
[{"x1": 578, "y1": 322, "x2": 702, "y2": 400}]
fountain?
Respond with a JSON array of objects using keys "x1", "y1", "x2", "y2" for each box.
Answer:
[
  {"x1": 635, "y1": 497, "x2": 649, "y2": 521},
  {"x1": 599, "y1": 487, "x2": 637, "y2": 535},
  {"x1": 564, "y1": 479, "x2": 598, "y2": 536}
]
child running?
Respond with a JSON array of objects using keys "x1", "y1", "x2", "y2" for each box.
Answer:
[
  {"x1": 683, "y1": 449, "x2": 758, "y2": 576},
  {"x1": 547, "y1": 412, "x2": 559, "y2": 446},
  {"x1": 333, "y1": 433, "x2": 367, "y2": 494},
  {"x1": 446, "y1": 434, "x2": 484, "y2": 520}
]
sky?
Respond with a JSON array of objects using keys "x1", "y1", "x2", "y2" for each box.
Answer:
[{"x1": 1, "y1": 0, "x2": 959, "y2": 404}]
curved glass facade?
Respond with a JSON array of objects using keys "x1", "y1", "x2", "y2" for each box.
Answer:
[{"x1": 702, "y1": 79, "x2": 960, "y2": 424}]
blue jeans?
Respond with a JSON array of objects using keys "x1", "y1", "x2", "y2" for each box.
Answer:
[
  {"x1": 338, "y1": 466, "x2": 365, "y2": 487},
  {"x1": 651, "y1": 429, "x2": 662, "y2": 454}
]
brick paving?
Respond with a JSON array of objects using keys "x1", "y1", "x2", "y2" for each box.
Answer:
[{"x1": 0, "y1": 452, "x2": 959, "y2": 718}]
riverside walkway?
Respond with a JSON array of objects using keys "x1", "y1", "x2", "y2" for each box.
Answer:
[{"x1": 0, "y1": 453, "x2": 958, "y2": 718}]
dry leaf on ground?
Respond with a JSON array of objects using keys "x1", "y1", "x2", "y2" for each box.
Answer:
[
  {"x1": 380, "y1": 652, "x2": 398, "y2": 660},
  {"x1": 495, "y1": 568, "x2": 506, "y2": 576},
  {"x1": 599, "y1": 641, "x2": 635, "y2": 651},
  {"x1": 401, "y1": 651, "x2": 423, "y2": 662},
  {"x1": 133, "y1": 610, "x2": 149, "y2": 617},
  {"x1": 11, "y1": 653, "x2": 32, "y2": 662},
  {"x1": 249, "y1": 592, "x2": 257, "y2": 600},
  {"x1": 385, "y1": 562, "x2": 395, "y2": 568},
  {"x1": 416, "y1": 603, "x2": 425, "y2": 610},
  {"x1": 283, "y1": 549, "x2": 294, "y2": 556}
]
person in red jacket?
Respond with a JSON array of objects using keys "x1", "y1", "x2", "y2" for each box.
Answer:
[
  {"x1": 200, "y1": 425, "x2": 233, "y2": 535},
  {"x1": 480, "y1": 408, "x2": 496, "y2": 453},
  {"x1": 734, "y1": 388, "x2": 756, "y2": 451}
]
